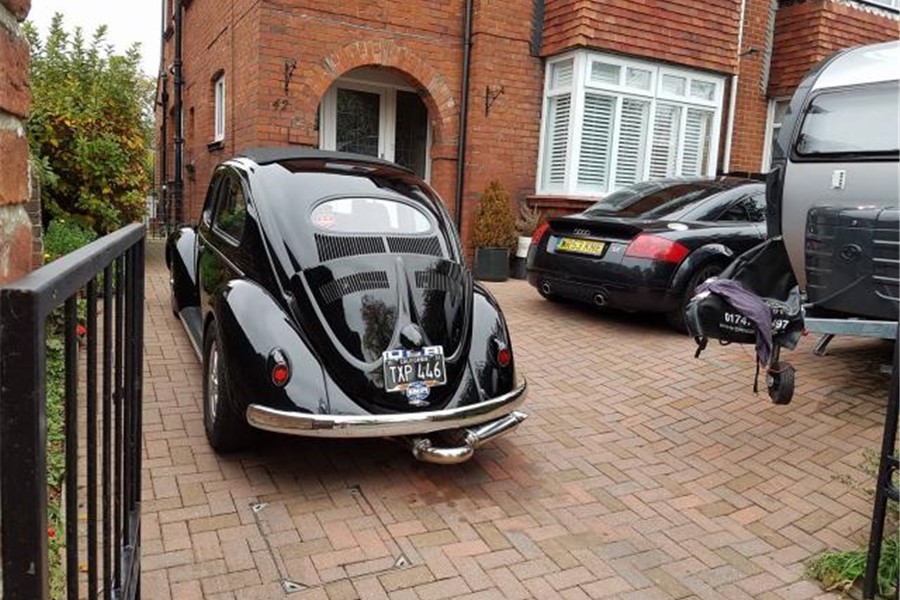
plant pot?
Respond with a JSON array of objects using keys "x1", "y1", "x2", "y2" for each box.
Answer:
[
  {"x1": 515, "y1": 236, "x2": 532, "y2": 259},
  {"x1": 511, "y1": 257, "x2": 527, "y2": 279},
  {"x1": 474, "y1": 247, "x2": 510, "y2": 282}
]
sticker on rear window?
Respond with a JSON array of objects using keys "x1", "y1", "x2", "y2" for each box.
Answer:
[{"x1": 313, "y1": 211, "x2": 336, "y2": 229}]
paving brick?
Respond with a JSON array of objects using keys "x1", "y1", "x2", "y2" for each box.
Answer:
[
  {"x1": 139, "y1": 241, "x2": 888, "y2": 599},
  {"x1": 377, "y1": 565, "x2": 435, "y2": 592}
]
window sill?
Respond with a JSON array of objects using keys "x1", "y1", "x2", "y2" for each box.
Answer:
[
  {"x1": 207, "y1": 140, "x2": 225, "y2": 152},
  {"x1": 526, "y1": 194, "x2": 596, "y2": 213}
]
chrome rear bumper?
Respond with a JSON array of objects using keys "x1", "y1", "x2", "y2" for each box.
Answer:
[{"x1": 245, "y1": 379, "x2": 527, "y2": 439}]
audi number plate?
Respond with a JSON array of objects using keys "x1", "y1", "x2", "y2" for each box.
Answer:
[{"x1": 556, "y1": 237, "x2": 606, "y2": 256}]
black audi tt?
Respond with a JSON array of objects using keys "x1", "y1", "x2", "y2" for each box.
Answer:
[{"x1": 526, "y1": 177, "x2": 767, "y2": 330}]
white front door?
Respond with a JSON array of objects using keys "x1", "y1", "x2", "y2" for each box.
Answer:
[{"x1": 320, "y1": 80, "x2": 430, "y2": 179}]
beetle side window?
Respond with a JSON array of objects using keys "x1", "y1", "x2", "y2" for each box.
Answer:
[
  {"x1": 202, "y1": 173, "x2": 222, "y2": 226},
  {"x1": 214, "y1": 177, "x2": 247, "y2": 242}
]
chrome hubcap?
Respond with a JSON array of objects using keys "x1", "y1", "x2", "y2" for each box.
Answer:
[{"x1": 208, "y1": 343, "x2": 219, "y2": 421}]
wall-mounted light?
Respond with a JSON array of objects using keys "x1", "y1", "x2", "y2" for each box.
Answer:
[{"x1": 485, "y1": 85, "x2": 504, "y2": 117}]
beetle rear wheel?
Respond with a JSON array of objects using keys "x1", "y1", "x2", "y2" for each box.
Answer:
[{"x1": 203, "y1": 320, "x2": 255, "y2": 452}]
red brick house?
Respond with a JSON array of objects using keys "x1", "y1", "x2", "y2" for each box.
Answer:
[{"x1": 156, "y1": 0, "x2": 898, "y2": 247}]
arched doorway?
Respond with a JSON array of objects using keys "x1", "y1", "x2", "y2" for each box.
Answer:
[{"x1": 318, "y1": 67, "x2": 431, "y2": 180}]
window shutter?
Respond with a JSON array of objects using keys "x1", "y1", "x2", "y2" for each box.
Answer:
[
  {"x1": 614, "y1": 98, "x2": 650, "y2": 188},
  {"x1": 577, "y1": 94, "x2": 615, "y2": 191},
  {"x1": 544, "y1": 94, "x2": 571, "y2": 186},
  {"x1": 649, "y1": 103, "x2": 682, "y2": 178},
  {"x1": 681, "y1": 108, "x2": 712, "y2": 176}
]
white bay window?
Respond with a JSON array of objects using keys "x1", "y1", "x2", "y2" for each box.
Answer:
[{"x1": 537, "y1": 51, "x2": 724, "y2": 196}]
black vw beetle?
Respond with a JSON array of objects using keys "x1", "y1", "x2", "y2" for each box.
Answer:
[{"x1": 167, "y1": 148, "x2": 527, "y2": 464}]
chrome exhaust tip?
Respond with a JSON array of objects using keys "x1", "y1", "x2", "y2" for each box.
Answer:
[
  {"x1": 593, "y1": 293, "x2": 607, "y2": 307},
  {"x1": 540, "y1": 281, "x2": 552, "y2": 295},
  {"x1": 410, "y1": 411, "x2": 528, "y2": 464}
]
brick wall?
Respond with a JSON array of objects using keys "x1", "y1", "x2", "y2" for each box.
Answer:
[
  {"x1": 0, "y1": 0, "x2": 32, "y2": 284},
  {"x1": 769, "y1": 0, "x2": 900, "y2": 98},
  {"x1": 159, "y1": 0, "x2": 899, "y2": 238},
  {"x1": 542, "y1": 0, "x2": 742, "y2": 74},
  {"x1": 159, "y1": 0, "x2": 262, "y2": 223},
  {"x1": 165, "y1": 0, "x2": 544, "y2": 254},
  {"x1": 728, "y1": 0, "x2": 778, "y2": 172}
]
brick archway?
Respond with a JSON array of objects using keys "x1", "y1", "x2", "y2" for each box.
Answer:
[{"x1": 304, "y1": 41, "x2": 457, "y2": 149}]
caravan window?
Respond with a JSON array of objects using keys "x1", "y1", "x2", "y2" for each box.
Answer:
[{"x1": 795, "y1": 85, "x2": 899, "y2": 158}]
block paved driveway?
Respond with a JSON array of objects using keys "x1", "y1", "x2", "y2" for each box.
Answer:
[{"x1": 141, "y1": 241, "x2": 892, "y2": 599}]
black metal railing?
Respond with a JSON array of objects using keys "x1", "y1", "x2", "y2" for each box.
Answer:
[
  {"x1": 0, "y1": 223, "x2": 145, "y2": 599},
  {"x1": 864, "y1": 333, "x2": 899, "y2": 600}
]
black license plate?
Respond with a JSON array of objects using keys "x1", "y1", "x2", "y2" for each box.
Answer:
[{"x1": 383, "y1": 346, "x2": 447, "y2": 392}]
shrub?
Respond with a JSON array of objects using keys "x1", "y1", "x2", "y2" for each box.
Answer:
[
  {"x1": 473, "y1": 180, "x2": 516, "y2": 249},
  {"x1": 43, "y1": 218, "x2": 98, "y2": 261},
  {"x1": 24, "y1": 15, "x2": 153, "y2": 233},
  {"x1": 515, "y1": 202, "x2": 541, "y2": 237}
]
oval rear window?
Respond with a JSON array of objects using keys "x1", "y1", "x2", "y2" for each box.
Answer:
[{"x1": 311, "y1": 198, "x2": 432, "y2": 234}]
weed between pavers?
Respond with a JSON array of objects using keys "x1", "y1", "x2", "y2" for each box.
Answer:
[{"x1": 807, "y1": 451, "x2": 899, "y2": 598}]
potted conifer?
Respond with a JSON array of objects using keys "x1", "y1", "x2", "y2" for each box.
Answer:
[{"x1": 472, "y1": 180, "x2": 516, "y2": 281}]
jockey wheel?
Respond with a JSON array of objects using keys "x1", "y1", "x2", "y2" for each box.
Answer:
[{"x1": 766, "y1": 360, "x2": 795, "y2": 405}]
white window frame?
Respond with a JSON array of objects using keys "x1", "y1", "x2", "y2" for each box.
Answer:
[
  {"x1": 762, "y1": 97, "x2": 791, "y2": 171},
  {"x1": 319, "y1": 77, "x2": 432, "y2": 182},
  {"x1": 536, "y1": 57, "x2": 576, "y2": 193},
  {"x1": 536, "y1": 50, "x2": 725, "y2": 197},
  {"x1": 859, "y1": 0, "x2": 899, "y2": 10},
  {"x1": 214, "y1": 74, "x2": 225, "y2": 142}
]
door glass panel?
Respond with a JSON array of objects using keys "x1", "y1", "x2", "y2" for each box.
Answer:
[
  {"x1": 336, "y1": 88, "x2": 380, "y2": 157},
  {"x1": 394, "y1": 90, "x2": 428, "y2": 178}
]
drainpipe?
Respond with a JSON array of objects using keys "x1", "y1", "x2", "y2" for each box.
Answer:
[
  {"x1": 723, "y1": 0, "x2": 748, "y2": 174},
  {"x1": 531, "y1": 0, "x2": 544, "y2": 57},
  {"x1": 454, "y1": 0, "x2": 474, "y2": 231},
  {"x1": 160, "y1": 73, "x2": 169, "y2": 233},
  {"x1": 173, "y1": 0, "x2": 184, "y2": 225}
]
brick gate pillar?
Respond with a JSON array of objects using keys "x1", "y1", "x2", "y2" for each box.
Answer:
[{"x1": 0, "y1": 0, "x2": 32, "y2": 284}]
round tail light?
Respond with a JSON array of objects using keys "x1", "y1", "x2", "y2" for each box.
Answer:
[
  {"x1": 497, "y1": 346, "x2": 511, "y2": 368},
  {"x1": 268, "y1": 349, "x2": 291, "y2": 387}
]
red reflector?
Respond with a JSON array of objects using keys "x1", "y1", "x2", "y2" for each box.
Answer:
[
  {"x1": 497, "y1": 347, "x2": 511, "y2": 368},
  {"x1": 532, "y1": 222, "x2": 550, "y2": 246},
  {"x1": 272, "y1": 363, "x2": 290, "y2": 387},
  {"x1": 624, "y1": 234, "x2": 689, "y2": 263}
]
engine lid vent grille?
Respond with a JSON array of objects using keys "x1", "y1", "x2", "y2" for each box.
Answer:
[
  {"x1": 316, "y1": 234, "x2": 386, "y2": 262},
  {"x1": 319, "y1": 271, "x2": 389, "y2": 304},
  {"x1": 386, "y1": 236, "x2": 442, "y2": 257}
]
